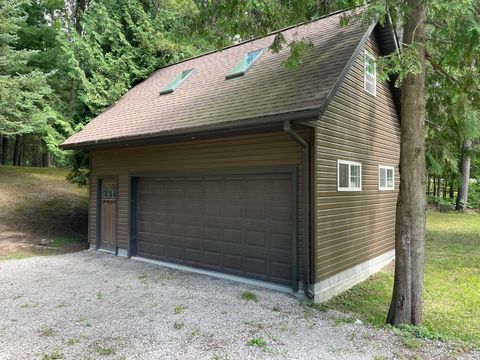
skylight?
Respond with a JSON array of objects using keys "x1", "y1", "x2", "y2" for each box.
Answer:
[
  {"x1": 226, "y1": 48, "x2": 264, "y2": 79},
  {"x1": 160, "y1": 69, "x2": 194, "y2": 95}
]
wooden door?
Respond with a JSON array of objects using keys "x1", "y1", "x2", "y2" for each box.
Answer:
[{"x1": 99, "y1": 178, "x2": 117, "y2": 252}]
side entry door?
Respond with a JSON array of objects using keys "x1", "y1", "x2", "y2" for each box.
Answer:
[{"x1": 99, "y1": 178, "x2": 117, "y2": 252}]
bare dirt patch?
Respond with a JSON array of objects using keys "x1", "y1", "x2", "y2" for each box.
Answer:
[{"x1": 0, "y1": 166, "x2": 89, "y2": 260}]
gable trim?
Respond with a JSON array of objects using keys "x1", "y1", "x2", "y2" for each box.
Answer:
[{"x1": 318, "y1": 21, "x2": 377, "y2": 116}]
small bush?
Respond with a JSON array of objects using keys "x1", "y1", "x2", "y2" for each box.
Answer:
[
  {"x1": 39, "y1": 326, "x2": 56, "y2": 337},
  {"x1": 246, "y1": 338, "x2": 266, "y2": 348},
  {"x1": 41, "y1": 351, "x2": 63, "y2": 360},
  {"x1": 466, "y1": 182, "x2": 480, "y2": 209},
  {"x1": 240, "y1": 291, "x2": 258, "y2": 302},
  {"x1": 174, "y1": 305, "x2": 187, "y2": 314},
  {"x1": 427, "y1": 195, "x2": 455, "y2": 212},
  {"x1": 395, "y1": 324, "x2": 447, "y2": 342},
  {"x1": 94, "y1": 346, "x2": 116, "y2": 356}
]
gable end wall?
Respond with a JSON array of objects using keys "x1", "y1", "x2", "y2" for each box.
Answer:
[{"x1": 312, "y1": 33, "x2": 400, "y2": 298}]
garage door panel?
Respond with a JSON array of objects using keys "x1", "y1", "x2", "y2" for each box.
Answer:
[
  {"x1": 136, "y1": 172, "x2": 294, "y2": 286},
  {"x1": 271, "y1": 233, "x2": 292, "y2": 251},
  {"x1": 184, "y1": 248, "x2": 202, "y2": 262},
  {"x1": 167, "y1": 245, "x2": 183, "y2": 260},
  {"x1": 185, "y1": 225, "x2": 202, "y2": 238},
  {"x1": 152, "y1": 244, "x2": 166, "y2": 257},
  {"x1": 204, "y1": 250, "x2": 222, "y2": 266},
  {"x1": 271, "y1": 263, "x2": 292, "y2": 280},
  {"x1": 245, "y1": 231, "x2": 266, "y2": 247},
  {"x1": 244, "y1": 258, "x2": 267, "y2": 275},
  {"x1": 204, "y1": 227, "x2": 222, "y2": 241}
]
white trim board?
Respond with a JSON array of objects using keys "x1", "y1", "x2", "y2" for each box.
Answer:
[
  {"x1": 131, "y1": 256, "x2": 294, "y2": 294},
  {"x1": 313, "y1": 250, "x2": 395, "y2": 303},
  {"x1": 117, "y1": 248, "x2": 128, "y2": 257}
]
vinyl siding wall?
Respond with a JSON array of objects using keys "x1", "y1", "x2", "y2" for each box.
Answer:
[
  {"x1": 89, "y1": 130, "x2": 311, "y2": 277},
  {"x1": 312, "y1": 34, "x2": 400, "y2": 282}
]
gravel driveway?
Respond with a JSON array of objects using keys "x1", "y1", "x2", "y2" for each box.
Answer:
[{"x1": 0, "y1": 251, "x2": 477, "y2": 360}]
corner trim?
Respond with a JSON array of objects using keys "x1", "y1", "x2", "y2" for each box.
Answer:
[{"x1": 117, "y1": 248, "x2": 128, "y2": 257}]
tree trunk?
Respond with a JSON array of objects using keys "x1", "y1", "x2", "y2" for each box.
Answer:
[
  {"x1": 387, "y1": 0, "x2": 426, "y2": 326},
  {"x1": 1, "y1": 137, "x2": 8, "y2": 165},
  {"x1": 432, "y1": 175, "x2": 436, "y2": 196},
  {"x1": 449, "y1": 179, "x2": 454, "y2": 199},
  {"x1": 436, "y1": 177, "x2": 441, "y2": 197},
  {"x1": 74, "y1": 0, "x2": 87, "y2": 35},
  {"x1": 0, "y1": 136, "x2": 3, "y2": 165},
  {"x1": 456, "y1": 139, "x2": 472, "y2": 210},
  {"x1": 442, "y1": 179, "x2": 447, "y2": 199},
  {"x1": 12, "y1": 136, "x2": 23, "y2": 166}
]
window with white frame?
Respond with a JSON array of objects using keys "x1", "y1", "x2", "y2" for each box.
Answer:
[
  {"x1": 337, "y1": 160, "x2": 362, "y2": 191},
  {"x1": 379, "y1": 165, "x2": 395, "y2": 190},
  {"x1": 364, "y1": 51, "x2": 376, "y2": 96}
]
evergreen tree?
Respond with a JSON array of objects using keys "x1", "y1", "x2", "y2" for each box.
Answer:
[{"x1": 0, "y1": 0, "x2": 52, "y2": 139}]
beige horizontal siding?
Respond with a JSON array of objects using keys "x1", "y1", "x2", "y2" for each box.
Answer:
[
  {"x1": 312, "y1": 34, "x2": 400, "y2": 282},
  {"x1": 90, "y1": 129, "x2": 311, "y2": 278}
]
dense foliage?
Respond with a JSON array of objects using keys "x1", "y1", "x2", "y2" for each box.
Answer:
[
  {"x1": 0, "y1": 0, "x2": 219, "y2": 176},
  {"x1": 0, "y1": 0, "x2": 478, "y2": 205}
]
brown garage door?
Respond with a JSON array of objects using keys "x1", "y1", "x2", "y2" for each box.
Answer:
[{"x1": 135, "y1": 172, "x2": 295, "y2": 286}]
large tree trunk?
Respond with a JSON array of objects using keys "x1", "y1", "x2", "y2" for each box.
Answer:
[
  {"x1": 387, "y1": 0, "x2": 426, "y2": 326},
  {"x1": 456, "y1": 139, "x2": 472, "y2": 210},
  {"x1": 1, "y1": 136, "x2": 8, "y2": 165},
  {"x1": 12, "y1": 136, "x2": 23, "y2": 166}
]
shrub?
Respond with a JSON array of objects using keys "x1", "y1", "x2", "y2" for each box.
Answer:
[
  {"x1": 427, "y1": 195, "x2": 455, "y2": 212},
  {"x1": 466, "y1": 182, "x2": 480, "y2": 209}
]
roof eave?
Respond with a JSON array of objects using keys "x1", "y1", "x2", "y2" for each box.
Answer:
[{"x1": 59, "y1": 107, "x2": 320, "y2": 150}]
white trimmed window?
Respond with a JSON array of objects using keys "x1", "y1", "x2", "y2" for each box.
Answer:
[
  {"x1": 337, "y1": 160, "x2": 362, "y2": 191},
  {"x1": 364, "y1": 51, "x2": 376, "y2": 96},
  {"x1": 379, "y1": 165, "x2": 395, "y2": 190}
]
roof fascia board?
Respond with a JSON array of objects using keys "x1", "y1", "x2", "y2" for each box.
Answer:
[{"x1": 60, "y1": 108, "x2": 319, "y2": 150}]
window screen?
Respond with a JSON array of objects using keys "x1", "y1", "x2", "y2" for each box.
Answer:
[
  {"x1": 338, "y1": 160, "x2": 362, "y2": 191},
  {"x1": 379, "y1": 165, "x2": 395, "y2": 190},
  {"x1": 339, "y1": 163, "x2": 349, "y2": 188},
  {"x1": 364, "y1": 51, "x2": 376, "y2": 96}
]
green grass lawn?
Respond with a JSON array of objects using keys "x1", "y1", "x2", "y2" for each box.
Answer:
[{"x1": 325, "y1": 211, "x2": 480, "y2": 348}]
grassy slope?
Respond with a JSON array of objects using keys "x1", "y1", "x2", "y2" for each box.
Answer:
[
  {"x1": 0, "y1": 166, "x2": 89, "y2": 259},
  {"x1": 325, "y1": 211, "x2": 480, "y2": 348}
]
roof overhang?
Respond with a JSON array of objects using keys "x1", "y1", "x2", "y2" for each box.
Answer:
[{"x1": 60, "y1": 108, "x2": 319, "y2": 150}]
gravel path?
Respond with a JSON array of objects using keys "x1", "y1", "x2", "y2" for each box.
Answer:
[{"x1": 0, "y1": 251, "x2": 477, "y2": 360}]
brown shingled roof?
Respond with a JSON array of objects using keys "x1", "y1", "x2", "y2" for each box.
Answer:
[{"x1": 62, "y1": 9, "x2": 373, "y2": 149}]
